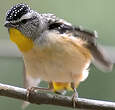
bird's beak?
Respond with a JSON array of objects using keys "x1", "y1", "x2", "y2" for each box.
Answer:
[
  {"x1": 4, "y1": 21, "x2": 10, "y2": 28},
  {"x1": 4, "y1": 21, "x2": 12, "y2": 28}
]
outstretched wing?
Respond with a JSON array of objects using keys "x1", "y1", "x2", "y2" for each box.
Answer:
[
  {"x1": 73, "y1": 26, "x2": 113, "y2": 72},
  {"x1": 48, "y1": 21, "x2": 113, "y2": 72}
]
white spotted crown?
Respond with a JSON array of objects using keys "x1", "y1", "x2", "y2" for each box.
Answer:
[{"x1": 6, "y1": 4, "x2": 31, "y2": 22}]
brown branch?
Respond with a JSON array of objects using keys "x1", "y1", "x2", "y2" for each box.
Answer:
[{"x1": 0, "y1": 83, "x2": 115, "y2": 110}]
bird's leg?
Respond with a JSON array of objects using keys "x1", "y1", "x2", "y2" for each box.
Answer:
[
  {"x1": 71, "y1": 82, "x2": 79, "y2": 108},
  {"x1": 26, "y1": 81, "x2": 53, "y2": 100},
  {"x1": 70, "y1": 73, "x2": 82, "y2": 107},
  {"x1": 28, "y1": 81, "x2": 53, "y2": 91}
]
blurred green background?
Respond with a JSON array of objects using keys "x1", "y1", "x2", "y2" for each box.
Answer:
[{"x1": 0, "y1": 0, "x2": 115, "y2": 110}]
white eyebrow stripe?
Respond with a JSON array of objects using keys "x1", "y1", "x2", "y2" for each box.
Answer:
[{"x1": 20, "y1": 12, "x2": 33, "y2": 20}]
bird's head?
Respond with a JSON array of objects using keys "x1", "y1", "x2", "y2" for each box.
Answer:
[
  {"x1": 4, "y1": 4, "x2": 50, "y2": 52},
  {"x1": 4, "y1": 3, "x2": 48, "y2": 40}
]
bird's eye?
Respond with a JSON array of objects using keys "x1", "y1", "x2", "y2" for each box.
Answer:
[{"x1": 21, "y1": 19, "x2": 28, "y2": 24}]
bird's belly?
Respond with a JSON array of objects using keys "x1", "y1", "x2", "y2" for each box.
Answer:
[
  {"x1": 23, "y1": 43, "x2": 91, "y2": 82},
  {"x1": 24, "y1": 57, "x2": 87, "y2": 82}
]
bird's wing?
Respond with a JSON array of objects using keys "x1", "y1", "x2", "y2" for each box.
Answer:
[
  {"x1": 48, "y1": 22, "x2": 113, "y2": 72},
  {"x1": 73, "y1": 26, "x2": 113, "y2": 72}
]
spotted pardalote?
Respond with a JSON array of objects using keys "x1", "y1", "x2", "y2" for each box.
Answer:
[{"x1": 4, "y1": 3, "x2": 113, "y2": 107}]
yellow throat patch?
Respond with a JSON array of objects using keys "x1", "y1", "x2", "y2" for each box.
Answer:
[{"x1": 9, "y1": 28, "x2": 33, "y2": 52}]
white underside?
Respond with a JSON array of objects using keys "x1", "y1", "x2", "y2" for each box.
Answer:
[{"x1": 23, "y1": 31, "x2": 91, "y2": 82}]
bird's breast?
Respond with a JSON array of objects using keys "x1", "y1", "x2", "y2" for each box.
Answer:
[{"x1": 23, "y1": 32, "x2": 92, "y2": 82}]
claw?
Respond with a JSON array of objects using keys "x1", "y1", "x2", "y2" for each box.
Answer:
[
  {"x1": 26, "y1": 86, "x2": 53, "y2": 101},
  {"x1": 71, "y1": 82, "x2": 79, "y2": 108},
  {"x1": 26, "y1": 87, "x2": 37, "y2": 101},
  {"x1": 72, "y1": 89, "x2": 78, "y2": 108}
]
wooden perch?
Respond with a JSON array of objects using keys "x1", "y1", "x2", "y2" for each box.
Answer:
[{"x1": 0, "y1": 83, "x2": 115, "y2": 110}]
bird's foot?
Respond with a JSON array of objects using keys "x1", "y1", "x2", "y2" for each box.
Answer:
[
  {"x1": 26, "y1": 87, "x2": 53, "y2": 101},
  {"x1": 72, "y1": 90, "x2": 78, "y2": 108}
]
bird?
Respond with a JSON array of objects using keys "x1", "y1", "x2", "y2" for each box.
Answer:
[{"x1": 4, "y1": 3, "x2": 113, "y2": 108}]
